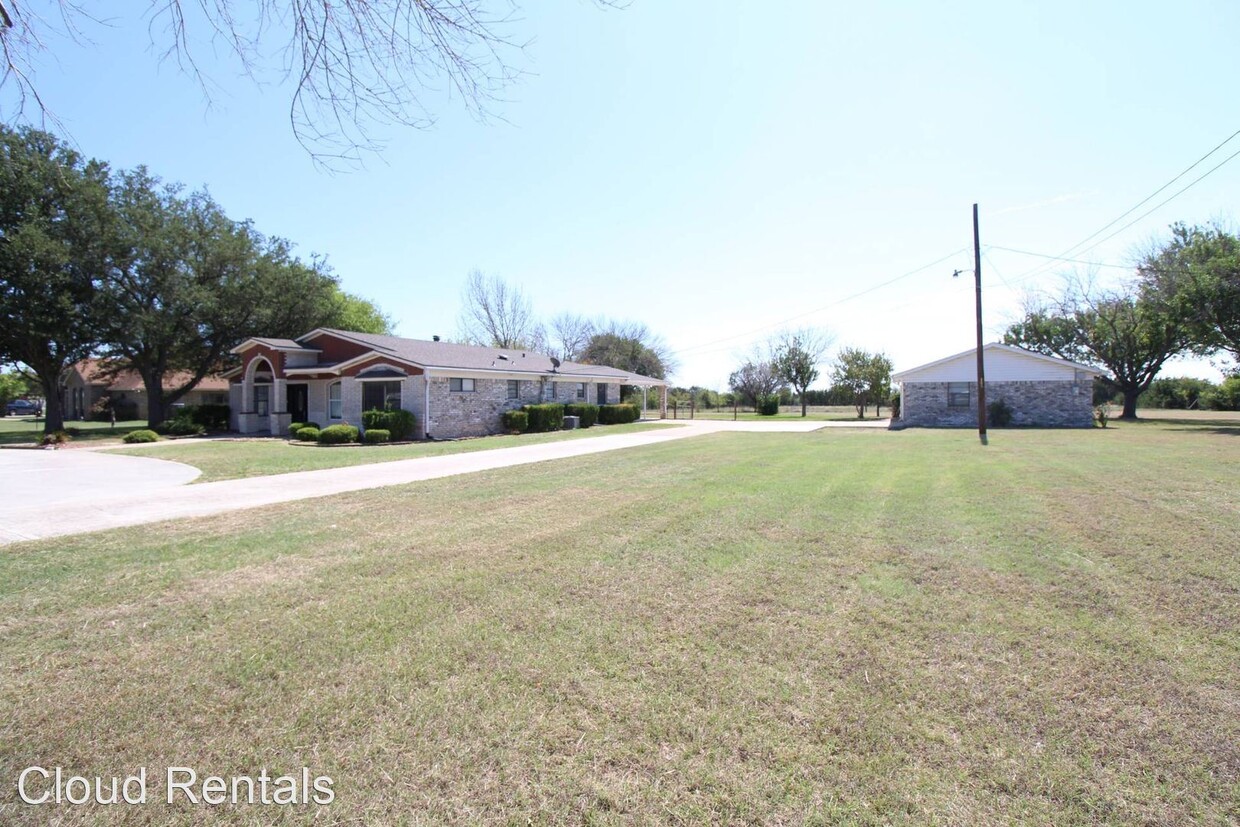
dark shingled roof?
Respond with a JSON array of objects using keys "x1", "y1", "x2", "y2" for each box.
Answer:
[{"x1": 301, "y1": 329, "x2": 665, "y2": 384}]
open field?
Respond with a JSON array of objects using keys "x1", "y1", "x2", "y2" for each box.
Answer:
[
  {"x1": 663, "y1": 404, "x2": 886, "y2": 422},
  {"x1": 1, "y1": 417, "x2": 1238, "y2": 824},
  {"x1": 112, "y1": 421, "x2": 679, "y2": 482},
  {"x1": 0, "y1": 418, "x2": 149, "y2": 446}
]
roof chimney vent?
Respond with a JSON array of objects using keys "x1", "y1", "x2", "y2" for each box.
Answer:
[{"x1": 432, "y1": 335, "x2": 440, "y2": 342}]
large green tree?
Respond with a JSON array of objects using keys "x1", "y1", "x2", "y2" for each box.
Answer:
[
  {"x1": 1004, "y1": 281, "x2": 1188, "y2": 420},
  {"x1": 100, "y1": 170, "x2": 393, "y2": 427},
  {"x1": 1137, "y1": 223, "x2": 1240, "y2": 362},
  {"x1": 0, "y1": 127, "x2": 112, "y2": 433}
]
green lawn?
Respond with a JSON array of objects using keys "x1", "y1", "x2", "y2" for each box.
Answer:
[
  {"x1": 0, "y1": 417, "x2": 150, "y2": 446},
  {"x1": 1, "y1": 419, "x2": 1237, "y2": 824},
  {"x1": 112, "y1": 421, "x2": 680, "y2": 482}
]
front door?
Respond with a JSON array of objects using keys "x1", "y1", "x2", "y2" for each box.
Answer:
[
  {"x1": 287, "y1": 384, "x2": 308, "y2": 422},
  {"x1": 597, "y1": 383, "x2": 608, "y2": 404}
]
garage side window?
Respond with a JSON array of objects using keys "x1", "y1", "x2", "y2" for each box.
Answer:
[
  {"x1": 947, "y1": 382, "x2": 971, "y2": 408},
  {"x1": 328, "y1": 382, "x2": 342, "y2": 419},
  {"x1": 450, "y1": 378, "x2": 476, "y2": 392}
]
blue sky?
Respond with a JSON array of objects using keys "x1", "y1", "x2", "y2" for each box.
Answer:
[{"x1": 7, "y1": 1, "x2": 1239, "y2": 387}]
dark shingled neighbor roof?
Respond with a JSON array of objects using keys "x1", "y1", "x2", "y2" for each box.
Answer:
[{"x1": 301, "y1": 329, "x2": 665, "y2": 384}]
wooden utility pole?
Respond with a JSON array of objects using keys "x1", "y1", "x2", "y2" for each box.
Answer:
[{"x1": 973, "y1": 203, "x2": 988, "y2": 443}]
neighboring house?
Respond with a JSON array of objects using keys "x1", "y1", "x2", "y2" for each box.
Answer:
[
  {"x1": 893, "y1": 343, "x2": 1105, "y2": 428},
  {"x1": 63, "y1": 359, "x2": 231, "y2": 421},
  {"x1": 224, "y1": 329, "x2": 669, "y2": 439}
]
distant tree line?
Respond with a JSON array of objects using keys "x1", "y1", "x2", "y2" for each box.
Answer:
[{"x1": 0, "y1": 127, "x2": 392, "y2": 432}]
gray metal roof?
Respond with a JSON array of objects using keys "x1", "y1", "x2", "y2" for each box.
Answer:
[{"x1": 300, "y1": 329, "x2": 666, "y2": 384}]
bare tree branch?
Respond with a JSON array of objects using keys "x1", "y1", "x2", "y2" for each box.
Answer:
[{"x1": 1, "y1": 1, "x2": 623, "y2": 166}]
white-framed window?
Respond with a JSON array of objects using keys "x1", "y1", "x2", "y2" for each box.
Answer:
[
  {"x1": 450, "y1": 377, "x2": 476, "y2": 392},
  {"x1": 947, "y1": 382, "x2": 971, "y2": 408},
  {"x1": 507, "y1": 380, "x2": 520, "y2": 399},
  {"x1": 576, "y1": 382, "x2": 586, "y2": 399},
  {"x1": 328, "y1": 381, "x2": 342, "y2": 419}
]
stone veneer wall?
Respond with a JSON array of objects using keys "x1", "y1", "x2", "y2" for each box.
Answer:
[
  {"x1": 900, "y1": 380, "x2": 1093, "y2": 428},
  {"x1": 425, "y1": 377, "x2": 622, "y2": 438}
]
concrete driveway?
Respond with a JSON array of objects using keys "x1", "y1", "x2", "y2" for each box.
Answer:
[
  {"x1": 0, "y1": 418, "x2": 888, "y2": 545},
  {"x1": 0, "y1": 448, "x2": 201, "y2": 508}
]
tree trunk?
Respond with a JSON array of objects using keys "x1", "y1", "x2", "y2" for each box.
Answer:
[
  {"x1": 1120, "y1": 388, "x2": 1140, "y2": 420},
  {"x1": 145, "y1": 369, "x2": 166, "y2": 428},
  {"x1": 800, "y1": 390, "x2": 808, "y2": 418},
  {"x1": 38, "y1": 372, "x2": 65, "y2": 433}
]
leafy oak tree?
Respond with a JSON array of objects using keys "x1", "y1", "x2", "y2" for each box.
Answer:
[
  {"x1": 1004, "y1": 280, "x2": 1188, "y2": 420},
  {"x1": 0, "y1": 127, "x2": 112, "y2": 433},
  {"x1": 1137, "y1": 222, "x2": 1240, "y2": 363}
]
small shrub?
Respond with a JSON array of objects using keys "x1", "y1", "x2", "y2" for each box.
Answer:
[
  {"x1": 523, "y1": 403, "x2": 565, "y2": 433},
  {"x1": 362, "y1": 408, "x2": 416, "y2": 440},
  {"x1": 161, "y1": 418, "x2": 206, "y2": 436},
  {"x1": 598, "y1": 403, "x2": 640, "y2": 425},
  {"x1": 501, "y1": 409, "x2": 528, "y2": 434},
  {"x1": 318, "y1": 424, "x2": 359, "y2": 444},
  {"x1": 296, "y1": 427, "x2": 320, "y2": 441},
  {"x1": 123, "y1": 429, "x2": 159, "y2": 444},
  {"x1": 1094, "y1": 403, "x2": 1113, "y2": 428},
  {"x1": 756, "y1": 395, "x2": 780, "y2": 416},
  {"x1": 41, "y1": 430, "x2": 72, "y2": 446},
  {"x1": 564, "y1": 403, "x2": 599, "y2": 428},
  {"x1": 363, "y1": 428, "x2": 391, "y2": 444},
  {"x1": 987, "y1": 398, "x2": 1014, "y2": 427}
]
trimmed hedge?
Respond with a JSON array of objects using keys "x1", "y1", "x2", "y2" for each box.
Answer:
[
  {"x1": 318, "y1": 424, "x2": 360, "y2": 444},
  {"x1": 523, "y1": 403, "x2": 564, "y2": 433},
  {"x1": 296, "y1": 427, "x2": 320, "y2": 442},
  {"x1": 362, "y1": 408, "x2": 416, "y2": 441},
  {"x1": 598, "y1": 403, "x2": 640, "y2": 425},
  {"x1": 289, "y1": 421, "x2": 321, "y2": 435},
  {"x1": 501, "y1": 409, "x2": 528, "y2": 434},
  {"x1": 564, "y1": 403, "x2": 599, "y2": 428},
  {"x1": 363, "y1": 429, "x2": 391, "y2": 444},
  {"x1": 756, "y1": 395, "x2": 780, "y2": 416},
  {"x1": 123, "y1": 429, "x2": 159, "y2": 444},
  {"x1": 159, "y1": 417, "x2": 206, "y2": 436}
]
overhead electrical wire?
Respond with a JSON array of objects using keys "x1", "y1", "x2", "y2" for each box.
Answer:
[
  {"x1": 669, "y1": 247, "x2": 970, "y2": 357},
  {"x1": 1006, "y1": 126, "x2": 1240, "y2": 286}
]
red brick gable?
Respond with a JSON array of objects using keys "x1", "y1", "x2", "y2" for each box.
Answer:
[{"x1": 300, "y1": 331, "x2": 372, "y2": 364}]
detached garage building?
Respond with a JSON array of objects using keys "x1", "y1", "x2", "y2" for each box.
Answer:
[{"x1": 893, "y1": 343, "x2": 1104, "y2": 428}]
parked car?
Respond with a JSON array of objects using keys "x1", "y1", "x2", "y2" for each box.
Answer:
[{"x1": 4, "y1": 399, "x2": 42, "y2": 417}]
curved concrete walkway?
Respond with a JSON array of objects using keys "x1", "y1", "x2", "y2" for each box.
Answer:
[{"x1": 0, "y1": 418, "x2": 886, "y2": 545}]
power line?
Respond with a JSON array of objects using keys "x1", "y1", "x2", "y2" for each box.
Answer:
[
  {"x1": 670, "y1": 247, "x2": 969, "y2": 357},
  {"x1": 1008, "y1": 126, "x2": 1240, "y2": 285},
  {"x1": 987, "y1": 244, "x2": 1133, "y2": 270}
]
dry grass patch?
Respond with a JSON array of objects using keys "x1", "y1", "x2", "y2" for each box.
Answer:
[{"x1": 1, "y1": 420, "x2": 1237, "y2": 824}]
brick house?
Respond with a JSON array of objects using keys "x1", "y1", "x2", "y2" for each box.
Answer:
[
  {"x1": 893, "y1": 343, "x2": 1105, "y2": 428},
  {"x1": 62, "y1": 359, "x2": 231, "y2": 421},
  {"x1": 224, "y1": 329, "x2": 669, "y2": 438}
]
